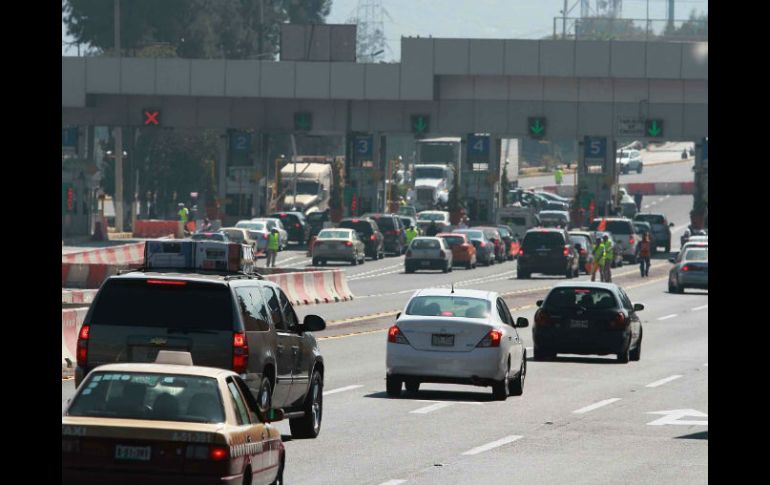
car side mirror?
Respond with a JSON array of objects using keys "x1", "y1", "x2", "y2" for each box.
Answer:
[
  {"x1": 516, "y1": 317, "x2": 529, "y2": 328},
  {"x1": 536, "y1": 300, "x2": 543, "y2": 307},
  {"x1": 669, "y1": 222, "x2": 675, "y2": 227},
  {"x1": 302, "y1": 314, "x2": 326, "y2": 332},
  {"x1": 396, "y1": 312, "x2": 401, "y2": 319},
  {"x1": 633, "y1": 303, "x2": 644, "y2": 312},
  {"x1": 264, "y1": 408, "x2": 284, "y2": 423},
  {"x1": 668, "y1": 257, "x2": 676, "y2": 263}
]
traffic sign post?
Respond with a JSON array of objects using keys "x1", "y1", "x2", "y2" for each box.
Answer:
[
  {"x1": 294, "y1": 112, "x2": 312, "y2": 131},
  {"x1": 354, "y1": 135, "x2": 374, "y2": 160},
  {"x1": 527, "y1": 117, "x2": 546, "y2": 139},
  {"x1": 411, "y1": 115, "x2": 430, "y2": 136},
  {"x1": 583, "y1": 136, "x2": 607, "y2": 174}
]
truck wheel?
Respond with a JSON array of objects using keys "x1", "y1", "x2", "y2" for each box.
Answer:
[{"x1": 289, "y1": 370, "x2": 323, "y2": 439}]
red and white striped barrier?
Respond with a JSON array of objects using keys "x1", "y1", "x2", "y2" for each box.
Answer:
[
  {"x1": 62, "y1": 307, "x2": 88, "y2": 374},
  {"x1": 313, "y1": 271, "x2": 338, "y2": 304},
  {"x1": 61, "y1": 242, "x2": 145, "y2": 265},
  {"x1": 540, "y1": 182, "x2": 695, "y2": 198},
  {"x1": 262, "y1": 269, "x2": 353, "y2": 306},
  {"x1": 133, "y1": 220, "x2": 180, "y2": 238},
  {"x1": 62, "y1": 263, "x2": 130, "y2": 288},
  {"x1": 333, "y1": 270, "x2": 354, "y2": 302},
  {"x1": 62, "y1": 289, "x2": 99, "y2": 304}
]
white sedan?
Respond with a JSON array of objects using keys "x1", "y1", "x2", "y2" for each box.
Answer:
[
  {"x1": 405, "y1": 237, "x2": 453, "y2": 273},
  {"x1": 386, "y1": 288, "x2": 529, "y2": 400}
]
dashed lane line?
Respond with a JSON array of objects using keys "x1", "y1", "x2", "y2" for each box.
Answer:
[
  {"x1": 645, "y1": 375, "x2": 683, "y2": 388},
  {"x1": 323, "y1": 385, "x2": 363, "y2": 396},
  {"x1": 410, "y1": 402, "x2": 454, "y2": 414},
  {"x1": 378, "y1": 480, "x2": 407, "y2": 485},
  {"x1": 462, "y1": 435, "x2": 524, "y2": 456},
  {"x1": 692, "y1": 305, "x2": 708, "y2": 311},
  {"x1": 572, "y1": 398, "x2": 622, "y2": 414},
  {"x1": 657, "y1": 314, "x2": 678, "y2": 321}
]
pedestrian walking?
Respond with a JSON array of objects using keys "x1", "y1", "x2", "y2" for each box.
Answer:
[
  {"x1": 602, "y1": 235, "x2": 614, "y2": 282},
  {"x1": 634, "y1": 192, "x2": 643, "y2": 211},
  {"x1": 554, "y1": 166, "x2": 564, "y2": 185},
  {"x1": 591, "y1": 237, "x2": 605, "y2": 282},
  {"x1": 637, "y1": 233, "x2": 652, "y2": 277},
  {"x1": 405, "y1": 224, "x2": 418, "y2": 247},
  {"x1": 266, "y1": 228, "x2": 280, "y2": 268}
]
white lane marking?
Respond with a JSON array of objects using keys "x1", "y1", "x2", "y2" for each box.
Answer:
[
  {"x1": 692, "y1": 305, "x2": 708, "y2": 311},
  {"x1": 645, "y1": 375, "x2": 683, "y2": 388},
  {"x1": 572, "y1": 398, "x2": 622, "y2": 414},
  {"x1": 349, "y1": 268, "x2": 403, "y2": 281},
  {"x1": 323, "y1": 385, "x2": 363, "y2": 396},
  {"x1": 462, "y1": 435, "x2": 524, "y2": 456},
  {"x1": 378, "y1": 480, "x2": 407, "y2": 485},
  {"x1": 410, "y1": 402, "x2": 454, "y2": 414},
  {"x1": 415, "y1": 400, "x2": 482, "y2": 406},
  {"x1": 657, "y1": 314, "x2": 677, "y2": 321}
]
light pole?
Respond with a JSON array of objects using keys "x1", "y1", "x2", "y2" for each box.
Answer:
[{"x1": 113, "y1": 0, "x2": 124, "y2": 231}]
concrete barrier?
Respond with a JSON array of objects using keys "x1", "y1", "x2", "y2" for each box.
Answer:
[
  {"x1": 261, "y1": 268, "x2": 353, "y2": 306},
  {"x1": 62, "y1": 289, "x2": 98, "y2": 305},
  {"x1": 333, "y1": 270, "x2": 354, "y2": 302},
  {"x1": 133, "y1": 220, "x2": 179, "y2": 238},
  {"x1": 61, "y1": 242, "x2": 145, "y2": 265},
  {"x1": 313, "y1": 271, "x2": 338, "y2": 303},
  {"x1": 62, "y1": 263, "x2": 131, "y2": 288},
  {"x1": 62, "y1": 307, "x2": 88, "y2": 375},
  {"x1": 540, "y1": 182, "x2": 695, "y2": 198}
]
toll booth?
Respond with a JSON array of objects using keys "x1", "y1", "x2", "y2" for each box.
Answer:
[{"x1": 576, "y1": 136, "x2": 617, "y2": 225}]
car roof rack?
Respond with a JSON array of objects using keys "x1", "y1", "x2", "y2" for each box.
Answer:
[{"x1": 117, "y1": 267, "x2": 263, "y2": 280}]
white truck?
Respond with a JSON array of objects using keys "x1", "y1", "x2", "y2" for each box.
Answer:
[
  {"x1": 280, "y1": 158, "x2": 333, "y2": 215},
  {"x1": 409, "y1": 137, "x2": 460, "y2": 211}
]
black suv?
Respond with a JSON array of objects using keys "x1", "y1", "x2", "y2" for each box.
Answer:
[
  {"x1": 75, "y1": 270, "x2": 327, "y2": 439},
  {"x1": 338, "y1": 217, "x2": 385, "y2": 260},
  {"x1": 307, "y1": 210, "x2": 331, "y2": 241},
  {"x1": 634, "y1": 213, "x2": 674, "y2": 253},
  {"x1": 517, "y1": 228, "x2": 580, "y2": 279},
  {"x1": 269, "y1": 211, "x2": 310, "y2": 245},
  {"x1": 362, "y1": 213, "x2": 407, "y2": 256}
]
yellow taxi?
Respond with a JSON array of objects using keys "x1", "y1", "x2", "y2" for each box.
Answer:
[{"x1": 62, "y1": 351, "x2": 284, "y2": 485}]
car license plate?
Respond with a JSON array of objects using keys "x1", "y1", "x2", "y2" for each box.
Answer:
[
  {"x1": 432, "y1": 334, "x2": 454, "y2": 347},
  {"x1": 115, "y1": 445, "x2": 151, "y2": 461},
  {"x1": 570, "y1": 320, "x2": 589, "y2": 329},
  {"x1": 421, "y1": 260, "x2": 430, "y2": 266}
]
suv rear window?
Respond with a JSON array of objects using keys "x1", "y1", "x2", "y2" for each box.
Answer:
[
  {"x1": 569, "y1": 234, "x2": 591, "y2": 248},
  {"x1": 544, "y1": 287, "x2": 618, "y2": 310},
  {"x1": 339, "y1": 220, "x2": 373, "y2": 234},
  {"x1": 90, "y1": 279, "x2": 233, "y2": 330},
  {"x1": 589, "y1": 220, "x2": 633, "y2": 234},
  {"x1": 635, "y1": 214, "x2": 665, "y2": 225},
  {"x1": 369, "y1": 216, "x2": 396, "y2": 231},
  {"x1": 440, "y1": 236, "x2": 465, "y2": 247},
  {"x1": 522, "y1": 232, "x2": 565, "y2": 249},
  {"x1": 271, "y1": 213, "x2": 301, "y2": 226}
]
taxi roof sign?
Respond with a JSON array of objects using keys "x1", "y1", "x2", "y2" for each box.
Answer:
[
  {"x1": 155, "y1": 351, "x2": 194, "y2": 366},
  {"x1": 144, "y1": 240, "x2": 255, "y2": 274}
]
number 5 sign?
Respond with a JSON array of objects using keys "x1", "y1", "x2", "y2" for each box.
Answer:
[{"x1": 584, "y1": 136, "x2": 607, "y2": 162}]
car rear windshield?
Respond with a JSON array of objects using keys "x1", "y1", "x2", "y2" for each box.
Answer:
[
  {"x1": 589, "y1": 221, "x2": 633, "y2": 234},
  {"x1": 414, "y1": 167, "x2": 445, "y2": 179},
  {"x1": 272, "y1": 214, "x2": 300, "y2": 225},
  {"x1": 191, "y1": 233, "x2": 226, "y2": 241},
  {"x1": 221, "y1": 230, "x2": 244, "y2": 242},
  {"x1": 370, "y1": 216, "x2": 396, "y2": 230},
  {"x1": 544, "y1": 287, "x2": 618, "y2": 310},
  {"x1": 411, "y1": 239, "x2": 441, "y2": 249},
  {"x1": 418, "y1": 213, "x2": 446, "y2": 221},
  {"x1": 68, "y1": 372, "x2": 225, "y2": 423},
  {"x1": 307, "y1": 213, "x2": 327, "y2": 223},
  {"x1": 635, "y1": 214, "x2": 665, "y2": 225},
  {"x1": 400, "y1": 217, "x2": 413, "y2": 227},
  {"x1": 440, "y1": 236, "x2": 465, "y2": 247},
  {"x1": 90, "y1": 279, "x2": 234, "y2": 330},
  {"x1": 318, "y1": 230, "x2": 351, "y2": 239},
  {"x1": 406, "y1": 296, "x2": 491, "y2": 319},
  {"x1": 236, "y1": 221, "x2": 266, "y2": 231},
  {"x1": 339, "y1": 220, "x2": 373, "y2": 234},
  {"x1": 682, "y1": 248, "x2": 708, "y2": 261},
  {"x1": 498, "y1": 227, "x2": 511, "y2": 238},
  {"x1": 523, "y1": 232, "x2": 565, "y2": 249},
  {"x1": 458, "y1": 230, "x2": 483, "y2": 240},
  {"x1": 569, "y1": 235, "x2": 590, "y2": 248}
]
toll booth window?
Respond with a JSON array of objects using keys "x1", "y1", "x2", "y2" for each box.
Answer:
[{"x1": 234, "y1": 287, "x2": 269, "y2": 332}]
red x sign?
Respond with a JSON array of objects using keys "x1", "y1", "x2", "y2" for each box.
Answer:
[{"x1": 143, "y1": 110, "x2": 160, "y2": 126}]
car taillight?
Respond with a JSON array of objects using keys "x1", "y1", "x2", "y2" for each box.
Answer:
[
  {"x1": 76, "y1": 324, "x2": 90, "y2": 367},
  {"x1": 388, "y1": 325, "x2": 409, "y2": 344},
  {"x1": 629, "y1": 236, "x2": 634, "y2": 245},
  {"x1": 563, "y1": 245, "x2": 570, "y2": 257},
  {"x1": 147, "y1": 279, "x2": 187, "y2": 286},
  {"x1": 406, "y1": 250, "x2": 412, "y2": 257},
  {"x1": 477, "y1": 329, "x2": 503, "y2": 348},
  {"x1": 295, "y1": 223, "x2": 300, "y2": 228},
  {"x1": 580, "y1": 249, "x2": 587, "y2": 255},
  {"x1": 370, "y1": 235, "x2": 376, "y2": 241},
  {"x1": 480, "y1": 242, "x2": 486, "y2": 248},
  {"x1": 518, "y1": 248, "x2": 524, "y2": 256},
  {"x1": 209, "y1": 446, "x2": 229, "y2": 461},
  {"x1": 233, "y1": 332, "x2": 248, "y2": 374},
  {"x1": 682, "y1": 265, "x2": 690, "y2": 272},
  {"x1": 534, "y1": 309, "x2": 550, "y2": 326},
  {"x1": 610, "y1": 312, "x2": 627, "y2": 329},
  {"x1": 345, "y1": 241, "x2": 353, "y2": 247},
  {"x1": 386, "y1": 230, "x2": 398, "y2": 235}
]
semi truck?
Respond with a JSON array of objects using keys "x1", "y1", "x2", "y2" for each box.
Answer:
[
  {"x1": 409, "y1": 137, "x2": 460, "y2": 211},
  {"x1": 280, "y1": 156, "x2": 334, "y2": 215}
]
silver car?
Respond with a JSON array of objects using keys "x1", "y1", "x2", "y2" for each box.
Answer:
[
  {"x1": 669, "y1": 247, "x2": 708, "y2": 293},
  {"x1": 617, "y1": 149, "x2": 643, "y2": 174},
  {"x1": 589, "y1": 218, "x2": 639, "y2": 263},
  {"x1": 253, "y1": 218, "x2": 288, "y2": 250},
  {"x1": 312, "y1": 228, "x2": 366, "y2": 266},
  {"x1": 386, "y1": 288, "x2": 528, "y2": 400},
  {"x1": 405, "y1": 237, "x2": 453, "y2": 273},
  {"x1": 236, "y1": 220, "x2": 270, "y2": 252}
]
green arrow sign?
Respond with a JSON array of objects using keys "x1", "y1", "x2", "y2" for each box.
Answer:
[
  {"x1": 528, "y1": 117, "x2": 546, "y2": 139},
  {"x1": 295, "y1": 112, "x2": 312, "y2": 131},
  {"x1": 646, "y1": 119, "x2": 663, "y2": 137},
  {"x1": 411, "y1": 115, "x2": 429, "y2": 135}
]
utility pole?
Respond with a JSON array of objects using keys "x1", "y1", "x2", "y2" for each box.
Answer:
[
  {"x1": 563, "y1": 0, "x2": 568, "y2": 39},
  {"x1": 113, "y1": 0, "x2": 124, "y2": 232}
]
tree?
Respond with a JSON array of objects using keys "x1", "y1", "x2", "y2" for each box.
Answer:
[{"x1": 664, "y1": 10, "x2": 708, "y2": 40}]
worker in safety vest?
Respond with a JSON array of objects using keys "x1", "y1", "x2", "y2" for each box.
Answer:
[
  {"x1": 554, "y1": 166, "x2": 564, "y2": 185},
  {"x1": 266, "y1": 228, "x2": 280, "y2": 268},
  {"x1": 602, "y1": 234, "x2": 614, "y2": 282},
  {"x1": 405, "y1": 225, "x2": 418, "y2": 247},
  {"x1": 591, "y1": 236, "x2": 605, "y2": 282}
]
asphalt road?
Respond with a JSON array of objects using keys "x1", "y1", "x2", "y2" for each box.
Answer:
[{"x1": 61, "y1": 194, "x2": 705, "y2": 484}]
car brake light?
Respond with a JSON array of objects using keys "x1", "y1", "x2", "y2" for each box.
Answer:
[
  {"x1": 209, "y1": 446, "x2": 229, "y2": 461},
  {"x1": 233, "y1": 332, "x2": 248, "y2": 374},
  {"x1": 147, "y1": 279, "x2": 187, "y2": 286},
  {"x1": 388, "y1": 325, "x2": 409, "y2": 344},
  {"x1": 295, "y1": 223, "x2": 300, "y2": 228},
  {"x1": 682, "y1": 265, "x2": 690, "y2": 272},
  {"x1": 352, "y1": 219, "x2": 359, "y2": 223},
  {"x1": 370, "y1": 234, "x2": 376, "y2": 241},
  {"x1": 280, "y1": 213, "x2": 287, "y2": 217},
  {"x1": 534, "y1": 309, "x2": 550, "y2": 326},
  {"x1": 518, "y1": 248, "x2": 524, "y2": 256},
  {"x1": 610, "y1": 312, "x2": 627, "y2": 329},
  {"x1": 629, "y1": 236, "x2": 634, "y2": 245},
  {"x1": 345, "y1": 241, "x2": 353, "y2": 247},
  {"x1": 480, "y1": 242, "x2": 486, "y2": 248},
  {"x1": 76, "y1": 324, "x2": 90, "y2": 367},
  {"x1": 563, "y1": 245, "x2": 570, "y2": 257},
  {"x1": 477, "y1": 329, "x2": 503, "y2": 347}
]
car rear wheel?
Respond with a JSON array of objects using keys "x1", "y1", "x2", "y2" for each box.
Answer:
[
  {"x1": 386, "y1": 375, "x2": 402, "y2": 397},
  {"x1": 466, "y1": 261, "x2": 473, "y2": 270},
  {"x1": 405, "y1": 380, "x2": 420, "y2": 394},
  {"x1": 442, "y1": 262, "x2": 450, "y2": 273},
  {"x1": 617, "y1": 339, "x2": 631, "y2": 364},
  {"x1": 289, "y1": 370, "x2": 323, "y2": 439},
  {"x1": 517, "y1": 271, "x2": 530, "y2": 279},
  {"x1": 350, "y1": 258, "x2": 358, "y2": 266},
  {"x1": 492, "y1": 366, "x2": 509, "y2": 401},
  {"x1": 312, "y1": 258, "x2": 320, "y2": 266},
  {"x1": 257, "y1": 376, "x2": 272, "y2": 414},
  {"x1": 665, "y1": 243, "x2": 671, "y2": 253},
  {"x1": 508, "y1": 359, "x2": 525, "y2": 396}
]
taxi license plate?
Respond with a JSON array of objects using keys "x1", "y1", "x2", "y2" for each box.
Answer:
[
  {"x1": 432, "y1": 334, "x2": 454, "y2": 347},
  {"x1": 570, "y1": 320, "x2": 589, "y2": 329},
  {"x1": 115, "y1": 445, "x2": 151, "y2": 461}
]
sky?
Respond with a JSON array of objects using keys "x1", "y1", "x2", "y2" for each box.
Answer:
[{"x1": 63, "y1": 0, "x2": 708, "y2": 60}]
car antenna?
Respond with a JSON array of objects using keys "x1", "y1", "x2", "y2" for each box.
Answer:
[{"x1": 451, "y1": 282, "x2": 455, "y2": 294}]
